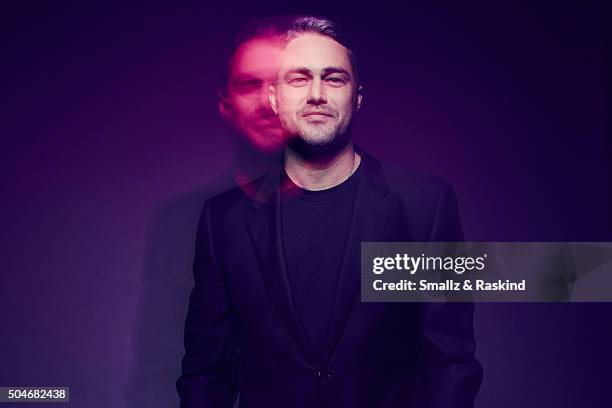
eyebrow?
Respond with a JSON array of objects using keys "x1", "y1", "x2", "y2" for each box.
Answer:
[
  {"x1": 285, "y1": 67, "x2": 313, "y2": 77},
  {"x1": 230, "y1": 74, "x2": 263, "y2": 84},
  {"x1": 285, "y1": 66, "x2": 351, "y2": 78},
  {"x1": 321, "y1": 67, "x2": 350, "y2": 78}
]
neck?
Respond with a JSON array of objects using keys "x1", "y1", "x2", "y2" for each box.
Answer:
[{"x1": 284, "y1": 142, "x2": 360, "y2": 191}]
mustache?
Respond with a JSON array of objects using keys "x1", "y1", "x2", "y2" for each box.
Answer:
[{"x1": 299, "y1": 106, "x2": 338, "y2": 117}]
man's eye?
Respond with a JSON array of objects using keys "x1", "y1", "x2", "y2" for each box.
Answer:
[
  {"x1": 325, "y1": 77, "x2": 347, "y2": 86},
  {"x1": 288, "y1": 77, "x2": 309, "y2": 86},
  {"x1": 232, "y1": 81, "x2": 262, "y2": 94}
]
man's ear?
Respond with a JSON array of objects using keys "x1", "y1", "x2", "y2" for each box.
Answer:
[
  {"x1": 217, "y1": 88, "x2": 232, "y2": 122},
  {"x1": 355, "y1": 85, "x2": 364, "y2": 111},
  {"x1": 269, "y1": 84, "x2": 278, "y2": 115}
]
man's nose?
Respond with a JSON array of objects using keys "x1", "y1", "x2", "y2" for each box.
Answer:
[
  {"x1": 307, "y1": 78, "x2": 326, "y2": 105},
  {"x1": 256, "y1": 87, "x2": 274, "y2": 113}
]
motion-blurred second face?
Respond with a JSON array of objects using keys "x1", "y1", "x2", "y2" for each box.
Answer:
[{"x1": 219, "y1": 37, "x2": 285, "y2": 153}]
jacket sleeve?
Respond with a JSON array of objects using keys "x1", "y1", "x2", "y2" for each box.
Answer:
[
  {"x1": 177, "y1": 200, "x2": 239, "y2": 408},
  {"x1": 420, "y1": 183, "x2": 483, "y2": 408}
]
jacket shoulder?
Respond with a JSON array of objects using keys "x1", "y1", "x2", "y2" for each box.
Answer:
[
  {"x1": 205, "y1": 176, "x2": 265, "y2": 216},
  {"x1": 377, "y1": 163, "x2": 463, "y2": 241}
]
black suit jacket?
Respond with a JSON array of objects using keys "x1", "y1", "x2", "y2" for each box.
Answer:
[{"x1": 177, "y1": 147, "x2": 483, "y2": 407}]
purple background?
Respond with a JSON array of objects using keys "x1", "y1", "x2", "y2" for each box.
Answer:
[{"x1": 2, "y1": 2, "x2": 611, "y2": 407}]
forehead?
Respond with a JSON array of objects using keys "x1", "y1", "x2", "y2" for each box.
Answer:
[
  {"x1": 229, "y1": 37, "x2": 282, "y2": 80},
  {"x1": 279, "y1": 33, "x2": 353, "y2": 75}
]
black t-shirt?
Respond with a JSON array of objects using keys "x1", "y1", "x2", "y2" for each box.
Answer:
[{"x1": 281, "y1": 165, "x2": 361, "y2": 361}]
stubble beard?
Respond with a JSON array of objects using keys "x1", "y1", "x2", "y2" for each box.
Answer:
[
  {"x1": 287, "y1": 116, "x2": 352, "y2": 160},
  {"x1": 285, "y1": 114, "x2": 354, "y2": 160}
]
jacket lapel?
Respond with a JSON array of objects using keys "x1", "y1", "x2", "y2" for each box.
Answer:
[
  {"x1": 322, "y1": 149, "x2": 396, "y2": 364},
  {"x1": 246, "y1": 148, "x2": 396, "y2": 368},
  {"x1": 246, "y1": 168, "x2": 320, "y2": 367}
]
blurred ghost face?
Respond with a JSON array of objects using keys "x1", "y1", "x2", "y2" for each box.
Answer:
[
  {"x1": 219, "y1": 37, "x2": 285, "y2": 153},
  {"x1": 270, "y1": 33, "x2": 362, "y2": 147}
]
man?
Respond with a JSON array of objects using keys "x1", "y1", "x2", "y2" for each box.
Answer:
[
  {"x1": 217, "y1": 17, "x2": 291, "y2": 189},
  {"x1": 178, "y1": 16, "x2": 482, "y2": 407},
  {"x1": 128, "y1": 19, "x2": 294, "y2": 408},
  {"x1": 218, "y1": 20, "x2": 285, "y2": 155}
]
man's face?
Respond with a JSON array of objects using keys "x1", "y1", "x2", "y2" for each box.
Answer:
[
  {"x1": 219, "y1": 37, "x2": 285, "y2": 152},
  {"x1": 270, "y1": 33, "x2": 362, "y2": 147}
]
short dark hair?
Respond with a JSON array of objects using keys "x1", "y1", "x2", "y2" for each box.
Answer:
[
  {"x1": 232, "y1": 15, "x2": 296, "y2": 50},
  {"x1": 284, "y1": 16, "x2": 359, "y2": 86},
  {"x1": 224, "y1": 16, "x2": 296, "y2": 84},
  {"x1": 226, "y1": 16, "x2": 359, "y2": 86}
]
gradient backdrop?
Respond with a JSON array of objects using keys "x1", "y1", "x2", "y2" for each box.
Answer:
[{"x1": 2, "y1": 1, "x2": 611, "y2": 407}]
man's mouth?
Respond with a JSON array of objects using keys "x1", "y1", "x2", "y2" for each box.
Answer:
[
  {"x1": 303, "y1": 111, "x2": 334, "y2": 117},
  {"x1": 256, "y1": 120, "x2": 280, "y2": 128}
]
